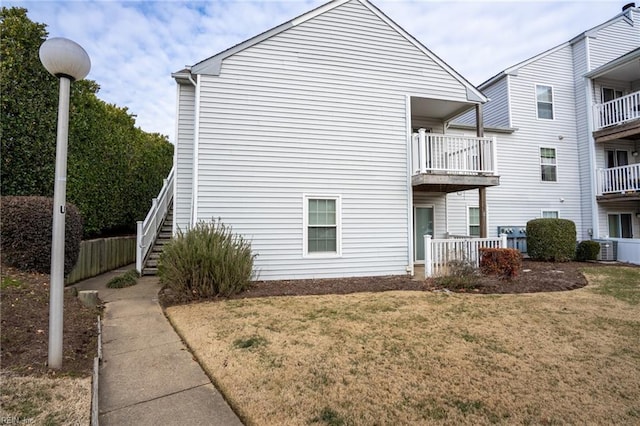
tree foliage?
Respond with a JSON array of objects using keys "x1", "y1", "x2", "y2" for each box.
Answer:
[{"x1": 1, "y1": 7, "x2": 173, "y2": 237}]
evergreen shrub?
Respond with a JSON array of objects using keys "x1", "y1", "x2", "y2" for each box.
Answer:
[
  {"x1": 575, "y1": 240, "x2": 601, "y2": 262},
  {"x1": 1, "y1": 196, "x2": 83, "y2": 275},
  {"x1": 526, "y1": 218, "x2": 576, "y2": 262},
  {"x1": 158, "y1": 219, "x2": 255, "y2": 299}
]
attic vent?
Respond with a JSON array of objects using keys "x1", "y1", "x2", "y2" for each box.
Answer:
[{"x1": 622, "y1": 2, "x2": 635, "y2": 12}]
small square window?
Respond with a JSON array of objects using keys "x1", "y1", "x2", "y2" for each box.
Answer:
[{"x1": 536, "y1": 85, "x2": 554, "y2": 119}]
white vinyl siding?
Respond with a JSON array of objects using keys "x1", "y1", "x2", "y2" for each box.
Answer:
[
  {"x1": 174, "y1": 83, "x2": 196, "y2": 231},
  {"x1": 454, "y1": 77, "x2": 511, "y2": 128},
  {"x1": 190, "y1": 0, "x2": 472, "y2": 279},
  {"x1": 588, "y1": 14, "x2": 640, "y2": 70},
  {"x1": 536, "y1": 84, "x2": 554, "y2": 119},
  {"x1": 540, "y1": 147, "x2": 557, "y2": 182}
]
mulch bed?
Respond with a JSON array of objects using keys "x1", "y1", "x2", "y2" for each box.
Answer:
[
  {"x1": 0, "y1": 265, "x2": 98, "y2": 376},
  {"x1": 160, "y1": 259, "x2": 604, "y2": 306}
]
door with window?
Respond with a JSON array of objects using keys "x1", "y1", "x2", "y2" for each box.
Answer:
[
  {"x1": 608, "y1": 214, "x2": 632, "y2": 238},
  {"x1": 414, "y1": 206, "x2": 434, "y2": 262},
  {"x1": 606, "y1": 150, "x2": 629, "y2": 192},
  {"x1": 602, "y1": 88, "x2": 624, "y2": 122}
]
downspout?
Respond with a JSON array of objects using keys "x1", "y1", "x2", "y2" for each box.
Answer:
[
  {"x1": 585, "y1": 78, "x2": 599, "y2": 239},
  {"x1": 405, "y1": 95, "x2": 414, "y2": 276},
  {"x1": 191, "y1": 73, "x2": 201, "y2": 228},
  {"x1": 584, "y1": 37, "x2": 600, "y2": 239}
]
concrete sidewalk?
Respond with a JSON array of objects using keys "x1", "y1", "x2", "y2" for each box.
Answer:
[{"x1": 75, "y1": 267, "x2": 243, "y2": 426}]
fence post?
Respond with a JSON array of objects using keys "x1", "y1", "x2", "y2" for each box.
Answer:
[
  {"x1": 136, "y1": 221, "x2": 143, "y2": 274},
  {"x1": 500, "y1": 233, "x2": 507, "y2": 249},
  {"x1": 424, "y1": 234, "x2": 432, "y2": 279}
]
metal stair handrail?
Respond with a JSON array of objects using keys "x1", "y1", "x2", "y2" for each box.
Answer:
[{"x1": 136, "y1": 167, "x2": 174, "y2": 274}]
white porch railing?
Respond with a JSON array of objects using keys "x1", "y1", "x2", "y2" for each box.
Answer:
[
  {"x1": 411, "y1": 130, "x2": 498, "y2": 176},
  {"x1": 424, "y1": 234, "x2": 507, "y2": 278},
  {"x1": 596, "y1": 163, "x2": 640, "y2": 195},
  {"x1": 593, "y1": 90, "x2": 640, "y2": 130},
  {"x1": 136, "y1": 167, "x2": 174, "y2": 274}
]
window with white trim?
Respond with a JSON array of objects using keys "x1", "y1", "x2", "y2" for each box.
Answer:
[
  {"x1": 536, "y1": 84, "x2": 554, "y2": 119},
  {"x1": 468, "y1": 207, "x2": 480, "y2": 237},
  {"x1": 542, "y1": 210, "x2": 559, "y2": 219},
  {"x1": 608, "y1": 214, "x2": 632, "y2": 238},
  {"x1": 540, "y1": 147, "x2": 557, "y2": 182},
  {"x1": 305, "y1": 196, "x2": 340, "y2": 255}
]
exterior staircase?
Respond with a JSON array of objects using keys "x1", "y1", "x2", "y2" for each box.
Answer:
[{"x1": 141, "y1": 206, "x2": 173, "y2": 276}]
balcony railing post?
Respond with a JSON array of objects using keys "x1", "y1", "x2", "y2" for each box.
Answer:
[
  {"x1": 491, "y1": 136, "x2": 498, "y2": 175},
  {"x1": 418, "y1": 128, "x2": 427, "y2": 174},
  {"x1": 500, "y1": 233, "x2": 507, "y2": 249}
]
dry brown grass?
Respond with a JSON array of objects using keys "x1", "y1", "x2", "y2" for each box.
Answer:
[
  {"x1": 0, "y1": 372, "x2": 91, "y2": 425},
  {"x1": 166, "y1": 267, "x2": 640, "y2": 425}
]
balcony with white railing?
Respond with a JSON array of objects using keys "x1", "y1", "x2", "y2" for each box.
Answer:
[
  {"x1": 596, "y1": 163, "x2": 640, "y2": 200},
  {"x1": 593, "y1": 91, "x2": 640, "y2": 142},
  {"x1": 411, "y1": 130, "x2": 500, "y2": 192}
]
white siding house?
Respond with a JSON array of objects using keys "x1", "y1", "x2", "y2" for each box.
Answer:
[
  {"x1": 449, "y1": 3, "x2": 640, "y2": 265},
  {"x1": 137, "y1": 1, "x2": 640, "y2": 277},
  {"x1": 157, "y1": 0, "x2": 500, "y2": 279}
]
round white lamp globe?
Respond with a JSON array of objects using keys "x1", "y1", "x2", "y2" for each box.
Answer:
[{"x1": 39, "y1": 37, "x2": 91, "y2": 81}]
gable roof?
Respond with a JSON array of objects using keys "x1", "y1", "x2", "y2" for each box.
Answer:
[
  {"x1": 185, "y1": 0, "x2": 486, "y2": 103},
  {"x1": 478, "y1": 5, "x2": 640, "y2": 90}
]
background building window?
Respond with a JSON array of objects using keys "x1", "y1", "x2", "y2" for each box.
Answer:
[
  {"x1": 307, "y1": 198, "x2": 338, "y2": 253},
  {"x1": 468, "y1": 207, "x2": 480, "y2": 236},
  {"x1": 542, "y1": 210, "x2": 559, "y2": 219},
  {"x1": 540, "y1": 147, "x2": 557, "y2": 182},
  {"x1": 536, "y1": 85, "x2": 554, "y2": 119}
]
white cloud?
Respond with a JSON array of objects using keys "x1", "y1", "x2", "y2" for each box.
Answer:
[{"x1": 5, "y1": 0, "x2": 628, "y2": 140}]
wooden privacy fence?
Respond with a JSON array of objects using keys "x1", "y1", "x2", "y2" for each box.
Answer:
[
  {"x1": 66, "y1": 236, "x2": 136, "y2": 285},
  {"x1": 424, "y1": 234, "x2": 507, "y2": 278}
]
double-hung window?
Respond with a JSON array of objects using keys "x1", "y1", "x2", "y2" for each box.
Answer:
[
  {"x1": 540, "y1": 147, "x2": 557, "y2": 182},
  {"x1": 305, "y1": 196, "x2": 340, "y2": 255},
  {"x1": 536, "y1": 85, "x2": 554, "y2": 119},
  {"x1": 468, "y1": 207, "x2": 480, "y2": 237}
]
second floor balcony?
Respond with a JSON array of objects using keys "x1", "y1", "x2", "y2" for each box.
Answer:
[
  {"x1": 411, "y1": 130, "x2": 500, "y2": 193},
  {"x1": 593, "y1": 90, "x2": 640, "y2": 143},
  {"x1": 596, "y1": 163, "x2": 640, "y2": 201}
]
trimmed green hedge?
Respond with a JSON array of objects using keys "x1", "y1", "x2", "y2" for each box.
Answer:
[
  {"x1": 526, "y1": 218, "x2": 576, "y2": 262},
  {"x1": 1, "y1": 7, "x2": 173, "y2": 238},
  {"x1": 576, "y1": 240, "x2": 601, "y2": 262},
  {"x1": 1, "y1": 196, "x2": 83, "y2": 275}
]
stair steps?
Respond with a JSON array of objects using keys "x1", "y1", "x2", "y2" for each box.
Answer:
[{"x1": 141, "y1": 207, "x2": 173, "y2": 276}]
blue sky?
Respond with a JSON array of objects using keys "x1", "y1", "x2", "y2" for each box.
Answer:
[{"x1": 6, "y1": 0, "x2": 628, "y2": 139}]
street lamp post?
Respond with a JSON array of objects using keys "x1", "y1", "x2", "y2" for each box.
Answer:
[{"x1": 39, "y1": 37, "x2": 90, "y2": 370}]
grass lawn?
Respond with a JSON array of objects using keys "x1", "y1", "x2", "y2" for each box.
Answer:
[{"x1": 166, "y1": 266, "x2": 640, "y2": 425}]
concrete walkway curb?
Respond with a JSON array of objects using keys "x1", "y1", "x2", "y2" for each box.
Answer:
[{"x1": 75, "y1": 268, "x2": 243, "y2": 425}]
